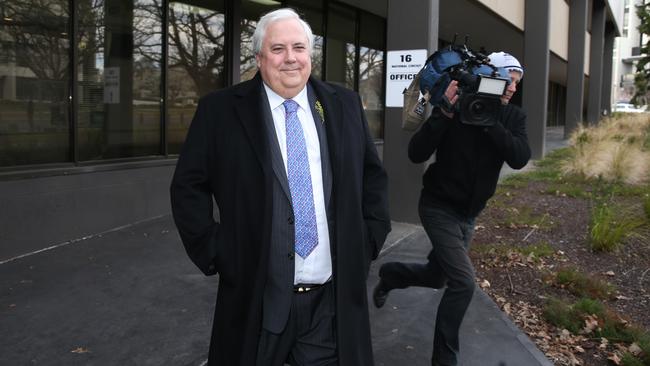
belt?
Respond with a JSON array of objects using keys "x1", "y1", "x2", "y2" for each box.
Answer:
[{"x1": 293, "y1": 282, "x2": 330, "y2": 293}]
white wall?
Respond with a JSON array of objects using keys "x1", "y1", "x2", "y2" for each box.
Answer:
[
  {"x1": 613, "y1": 0, "x2": 644, "y2": 103},
  {"x1": 585, "y1": 31, "x2": 591, "y2": 76},
  {"x1": 477, "y1": 0, "x2": 524, "y2": 30},
  {"x1": 549, "y1": 0, "x2": 570, "y2": 61},
  {"x1": 607, "y1": 0, "x2": 626, "y2": 35}
]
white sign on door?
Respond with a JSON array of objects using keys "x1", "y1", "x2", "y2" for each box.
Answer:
[
  {"x1": 104, "y1": 67, "x2": 120, "y2": 104},
  {"x1": 385, "y1": 49, "x2": 428, "y2": 107}
]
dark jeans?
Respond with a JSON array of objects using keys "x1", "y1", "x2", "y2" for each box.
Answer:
[{"x1": 380, "y1": 200, "x2": 476, "y2": 366}]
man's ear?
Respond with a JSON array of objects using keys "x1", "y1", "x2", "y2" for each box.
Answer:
[{"x1": 255, "y1": 53, "x2": 261, "y2": 68}]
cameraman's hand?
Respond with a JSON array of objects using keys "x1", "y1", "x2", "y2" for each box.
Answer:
[{"x1": 440, "y1": 80, "x2": 459, "y2": 119}]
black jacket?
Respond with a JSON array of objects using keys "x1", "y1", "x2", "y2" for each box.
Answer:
[
  {"x1": 170, "y1": 74, "x2": 390, "y2": 365},
  {"x1": 408, "y1": 104, "x2": 531, "y2": 218}
]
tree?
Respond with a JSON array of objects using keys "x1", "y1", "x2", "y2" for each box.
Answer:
[
  {"x1": 167, "y1": 1, "x2": 226, "y2": 97},
  {"x1": 632, "y1": 2, "x2": 650, "y2": 105},
  {"x1": 132, "y1": 0, "x2": 226, "y2": 99},
  {"x1": 4, "y1": 0, "x2": 71, "y2": 99}
]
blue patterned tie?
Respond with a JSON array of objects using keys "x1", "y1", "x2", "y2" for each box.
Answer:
[{"x1": 283, "y1": 99, "x2": 319, "y2": 258}]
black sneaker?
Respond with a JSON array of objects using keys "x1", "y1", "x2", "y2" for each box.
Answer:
[{"x1": 372, "y1": 279, "x2": 391, "y2": 308}]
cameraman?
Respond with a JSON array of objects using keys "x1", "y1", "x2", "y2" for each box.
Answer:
[{"x1": 373, "y1": 52, "x2": 531, "y2": 366}]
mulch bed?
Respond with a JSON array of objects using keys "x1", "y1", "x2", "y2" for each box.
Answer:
[{"x1": 471, "y1": 178, "x2": 650, "y2": 365}]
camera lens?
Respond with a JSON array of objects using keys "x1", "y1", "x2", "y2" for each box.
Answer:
[
  {"x1": 459, "y1": 95, "x2": 498, "y2": 126},
  {"x1": 470, "y1": 101, "x2": 487, "y2": 115}
]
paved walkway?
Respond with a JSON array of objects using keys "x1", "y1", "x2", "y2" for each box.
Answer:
[
  {"x1": 2, "y1": 215, "x2": 551, "y2": 366},
  {"x1": 1, "y1": 128, "x2": 569, "y2": 365},
  {"x1": 370, "y1": 223, "x2": 552, "y2": 366}
]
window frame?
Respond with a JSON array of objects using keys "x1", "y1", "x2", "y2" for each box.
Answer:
[{"x1": 0, "y1": 0, "x2": 387, "y2": 175}]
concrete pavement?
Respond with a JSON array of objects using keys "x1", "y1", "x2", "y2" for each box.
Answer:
[
  {"x1": 370, "y1": 224, "x2": 552, "y2": 366},
  {"x1": 1, "y1": 216, "x2": 552, "y2": 365}
]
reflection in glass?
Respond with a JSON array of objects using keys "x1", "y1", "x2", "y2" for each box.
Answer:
[
  {"x1": 359, "y1": 46, "x2": 384, "y2": 139},
  {"x1": 167, "y1": 0, "x2": 226, "y2": 154},
  {"x1": 0, "y1": 0, "x2": 387, "y2": 168},
  {"x1": 311, "y1": 35, "x2": 323, "y2": 79},
  {"x1": 240, "y1": 18, "x2": 257, "y2": 81},
  {"x1": 285, "y1": 0, "x2": 324, "y2": 78},
  {"x1": 77, "y1": 0, "x2": 162, "y2": 161},
  {"x1": 240, "y1": 0, "x2": 281, "y2": 82},
  {"x1": 359, "y1": 13, "x2": 385, "y2": 139},
  {"x1": 344, "y1": 43, "x2": 356, "y2": 89},
  {"x1": 326, "y1": 4, "x2": 356, "y2": 90},
  {"x1": 0, "y1": 0, "x2": 70, "y2": 166}
]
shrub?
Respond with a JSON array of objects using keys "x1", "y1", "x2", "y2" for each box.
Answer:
[
  {"x1": 554, "y1": 267, "x2": 615, "y2": 299},
  {"x1": 590, "y1": 202, "x2": 645, "y2": 252},
  {"x1": 621, "y1": 353, "x2": 645, "y2": 366},
  {"x1": 572, "y1": 297, "x2": 606, "y2": 317},
  {"x1": 542, "y1": 298, "x2": 583, "y2": 333},
  {"x1": 562, "y1": 116, "x2": 650, "y2": 185},
  {"x1": 542, "y1": 298, "x2": 605, "y2": 334},
  {"x1": 620, "y1": 329, "x2": 650, "y2": 358},
  {"x1": 543, "y1": 297, "x2": 649, "y2": 356}
]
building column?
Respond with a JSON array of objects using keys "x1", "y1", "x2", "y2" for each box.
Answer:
[
  {"x1": 104, "y1": 0, "x2": 134, "y2": 156},
  {"x1": 523, "y1": 0, "x2": 550, "y2": 159},
  {"x1": 383, "y1": 0, "x2": 438, "y2": 223},
  {"x1": 601, "y1": 22, "x2": 616, "y2": 116},
  {"x1": 587, "y1": 0, "x2": 606, "y2": 124},
  {"x1": 226, "y1": 0, "x2": 241, "y2": 86},
  {"x1": 565, "y1": 0, "x2": 588, "y2": 138}
]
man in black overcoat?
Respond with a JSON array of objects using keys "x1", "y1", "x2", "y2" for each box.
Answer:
[{"x1": 170, "y1": 7, "x2": 391, "y2": 366}]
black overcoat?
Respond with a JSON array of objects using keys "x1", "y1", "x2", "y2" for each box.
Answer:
[{"x1": 170, "y1": 73, "x2": 391, "y2": 365}]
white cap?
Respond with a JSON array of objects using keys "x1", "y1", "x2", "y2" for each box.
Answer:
[{"x1": 488, "y1": 51, "x2": 524, "y2": 78}]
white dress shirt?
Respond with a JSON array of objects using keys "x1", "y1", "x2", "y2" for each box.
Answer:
[{"x1": 263, "y1": 83, "x2": 332, "y2": 285}]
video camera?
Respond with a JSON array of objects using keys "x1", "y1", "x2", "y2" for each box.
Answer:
[{"x1": 420, "y1": 37, "x2": 511, "y2": 127}]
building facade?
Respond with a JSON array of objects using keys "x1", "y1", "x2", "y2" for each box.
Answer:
[
  {"x1": 0, "y1": 0, "x2": 623, "y2": 261},
  {"x1": 0, "y1": 0, "x2": 386, "y2": 167},
  {"x1": 612, "y1": 0, "x2": 645, "y2": 105}
]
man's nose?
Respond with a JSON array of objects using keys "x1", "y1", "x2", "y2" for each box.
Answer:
[{"x1": 285, "y1": 49, "x2": 297, "y2": 62}]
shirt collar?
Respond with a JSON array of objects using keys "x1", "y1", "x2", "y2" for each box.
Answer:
[{"x1": 262, "y1": 82, "x2": 310, "y2": 113}]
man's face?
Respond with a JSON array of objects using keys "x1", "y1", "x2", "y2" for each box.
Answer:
[
  {"x1": 256, "y1": 18, "x2": 311, "y2": 99},
  {"x1": 500, "y1": 71, "x2": 522, "y2": 105}
]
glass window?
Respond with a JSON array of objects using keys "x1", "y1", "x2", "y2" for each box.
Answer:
[
  {"x1": 547, "y1": 82, "x2": 566, "y2": 127},
  {"x1": 312, "y1": 36, "x2": 324, "y2": 80},
  {"x1": 0, "y1": 0, "x2": 71, "y2": 167},
  {"x1": 240, "y1": 0, "x2": 281, "y2": 82},
  {"x1": 286, "y1": 0, "x2": 324, "y2": 79},
  {"x1": 1, "y1": 0, "x2": 387, "y2": 169},
  {"x1": 325, "y1": 4, "x2": 356, "y2": 90},
  {"x1": 358, "y1": 12, "x2": 385, "y2": 139},
  {"x1": 76, "y1": 0, "x2": 163, "y2": 161},
  {"x1": 167, "y1": 0, "x2": 226, "y2": 154}
]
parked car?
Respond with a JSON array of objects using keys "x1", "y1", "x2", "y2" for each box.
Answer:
[{"x1": 613, "y1": 102, "x2": 647, "y2": 113}]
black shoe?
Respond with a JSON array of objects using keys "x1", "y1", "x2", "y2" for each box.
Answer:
[{"x1": 372, "y1": 279, "x2": 391, "y2": 308}]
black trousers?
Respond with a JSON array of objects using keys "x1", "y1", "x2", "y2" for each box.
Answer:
[
  {"x1": 380, "y1": 200, "x2": 476, "y2": 366},
  {"x1": 256, "y1": 282, "x2": 338, "y2": 366}
]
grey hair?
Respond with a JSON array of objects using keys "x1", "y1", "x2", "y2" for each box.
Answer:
[{"x1": 252, "y1": 8, "x2": 314, "y2": 55}]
